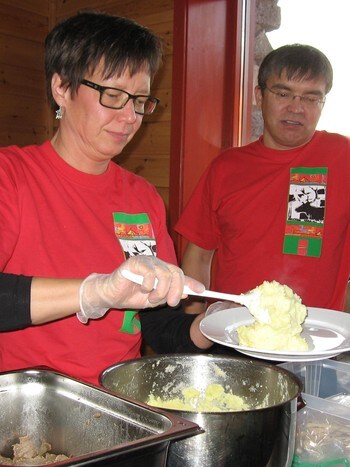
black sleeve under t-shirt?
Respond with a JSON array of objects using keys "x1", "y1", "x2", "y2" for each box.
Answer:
[
  {"x1": 0, "y1": 273, "x2": 32, "y2": 331},
  {"x1": 139, "y1": 305, "x2": 245, "y2": 358},
  {"x1": 139, "y1": 305, "x2": 204, "y2": 354}
]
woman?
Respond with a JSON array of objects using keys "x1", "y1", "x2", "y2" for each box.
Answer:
[{"x1": 0, "y1": 11, "x2": 211, "y2": 384}]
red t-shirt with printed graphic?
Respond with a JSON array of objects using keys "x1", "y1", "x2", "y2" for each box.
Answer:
[
  {"x1": 175, "y1": 131, "x2": 350, "y2": 310},
  {"x1": 0, "y1": 141, "x2": 177, "y2": 385}
]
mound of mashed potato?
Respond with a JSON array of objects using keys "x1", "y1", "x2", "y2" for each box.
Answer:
[
  {"x1": 237, "y1": 280, "x2": 308, "y2": 351},
  {"x1": 147, "y1": 383, "x2": 250, "y2": 412}
]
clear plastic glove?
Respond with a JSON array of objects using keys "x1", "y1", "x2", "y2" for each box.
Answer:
[
  {"x1": 205, "y1": 301, "x2": 240, "y2": 316},
  {"x1": 77, "y1": 256, "x2": 205, "y2": 324}
]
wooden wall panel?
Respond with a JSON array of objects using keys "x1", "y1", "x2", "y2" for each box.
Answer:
[
  {"x1": 0, "y1": 4, "x2": 48, "y2": 41},
  {"x1": 0, "y1": 97, "x2": 50, "y2": 144},
  {"x1": 0, "y1": 2, "x2": 49, "y2": 147},
  {"x1": 0, "y1": 64, "x2": 46, "y2": 100},
  {"x1": 0, "y1": 35, "x2": 44, "y2": 71},
  {"x1": 0, "y1": 0, "x2": 48, "y2": 16},
  {"x1": 55, "y1": 0, "x2": 172, "y2": 20}
]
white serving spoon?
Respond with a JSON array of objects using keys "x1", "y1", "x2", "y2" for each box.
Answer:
[{"x1": 121, "y1": 269, "x2": 270, "y2": 323}]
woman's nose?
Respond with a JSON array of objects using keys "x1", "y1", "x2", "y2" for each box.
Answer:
[{"x1": 119, "y1": 99, "x2": 138, "y2": 122}]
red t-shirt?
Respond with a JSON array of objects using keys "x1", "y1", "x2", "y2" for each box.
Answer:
[
  {"x1": 175, "y1": 131, "x2": 350, "y2": 310},
  {"x1": 0, "y1": 141, "x2": 177, "y2": 384}
]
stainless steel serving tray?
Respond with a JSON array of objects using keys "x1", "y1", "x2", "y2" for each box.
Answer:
[{"x1": 0, "y1": 367, "x2": 202, "y2": 466}]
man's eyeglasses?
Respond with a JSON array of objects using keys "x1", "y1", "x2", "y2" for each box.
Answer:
[
  {"x1": 263, "y1": 86, "x2": 326, "y2": 108},
  {"x1": 80, "y1": 79, "x2": 160, "y2": 115}
]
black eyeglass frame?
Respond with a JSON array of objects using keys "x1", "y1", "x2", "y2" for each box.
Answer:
[{"x1": 80, "y1": 79, "x2": 160, "y2": 115}]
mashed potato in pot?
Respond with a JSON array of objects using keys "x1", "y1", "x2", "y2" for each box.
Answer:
[
  {"x1": 237, "y1": 280, "x2": 308, "y2": 351},
  {"x1": 147, "y1": 383, "x2": 251, "y2": 412}
]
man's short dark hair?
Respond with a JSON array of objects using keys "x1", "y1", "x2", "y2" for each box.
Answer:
[{"x1": 258, "y1": 44, "x2": 333, "y2": 94}]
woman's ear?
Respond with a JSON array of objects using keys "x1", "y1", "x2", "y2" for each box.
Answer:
[{"x1": 51, "y1": 73, "x2": 67, "y2": 107}]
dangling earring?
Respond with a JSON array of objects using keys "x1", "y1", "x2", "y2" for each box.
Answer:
[{"x1": 55, "y1": 105, "x2": 63, "y2": 120}]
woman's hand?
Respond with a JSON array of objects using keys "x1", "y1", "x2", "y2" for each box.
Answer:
[{"x1": 77, "y1": 256, "x2": 205, "y2": 323}]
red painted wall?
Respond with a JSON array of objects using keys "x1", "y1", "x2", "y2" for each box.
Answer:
[{"x1": 169, "y1": 0, "x2": 249, "y2": 258}]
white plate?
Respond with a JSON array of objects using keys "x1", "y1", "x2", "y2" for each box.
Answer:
[{"x1": 199, "y1": 307, "x2": 350, "y2": 362}]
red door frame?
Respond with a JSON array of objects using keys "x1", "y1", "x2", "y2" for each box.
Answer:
[{"x1": 168, "y1": 0, "x2": 255, "y2": 258}]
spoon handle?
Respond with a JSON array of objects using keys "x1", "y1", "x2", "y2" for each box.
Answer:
[
  {"x1": 186, "y1": 289, "x2": 248, "y2": 305},
  {"x1": 120, "y1": 269, "x2": 248, "y2": 305}
]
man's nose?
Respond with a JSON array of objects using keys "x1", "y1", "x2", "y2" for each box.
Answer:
[{"x1": 287, "y1": 96, "x2": 304, "y2": 112}]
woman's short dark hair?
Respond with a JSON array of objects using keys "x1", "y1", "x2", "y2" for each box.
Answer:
[
  {"x1": 45, "y1": 11, "x2": 164, "y2": 109},
  {"x1": 258, "y1": 44, "x2": 333, "y2": 94}
]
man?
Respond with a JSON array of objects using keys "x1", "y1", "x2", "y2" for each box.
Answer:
[{"x1": 175, "y1": 44, "x2": 350, "y2": 313}]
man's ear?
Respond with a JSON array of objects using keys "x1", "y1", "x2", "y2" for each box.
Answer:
[{"x1": 254, "y1": 85, "x2": 263, "y2": 109}]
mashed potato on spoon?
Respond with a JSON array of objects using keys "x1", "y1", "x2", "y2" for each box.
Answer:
[{"x1": 237, "y1": 280, "x2": 308, "y2": 351}]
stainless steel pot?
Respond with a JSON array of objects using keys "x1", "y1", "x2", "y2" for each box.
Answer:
[{"x1": 100, "y1": 354, "x2": 302, "y2": 467}]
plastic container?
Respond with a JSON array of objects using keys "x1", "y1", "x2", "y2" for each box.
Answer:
[
  {"x1": 279, "y1": 360, "x2": 350, "y2": 466},
  {"x1": 292, "y1": 394, "x2": 350, "y2": 466},
  {"x1": 279, "y1": 359, "x2": 350, "y2": 401}
]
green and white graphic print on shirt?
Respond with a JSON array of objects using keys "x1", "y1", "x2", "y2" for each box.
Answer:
[
  {"x1": 113, "y1": 212, "x2": 157, "y2": 258},
  {"x1": 284, "y1": 167, "x2": 327, "y2": 257},
  {"x1": 113, "y1": 212, "x2": 156, "y2": 334}
]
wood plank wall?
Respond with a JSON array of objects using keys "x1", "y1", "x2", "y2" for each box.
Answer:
[
  {"x1": 0, "y1": 0, "x2": 173, "y2": 207},
  {"x1": 0, "y1": 1, "x2": 50, "y2": 146}
]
